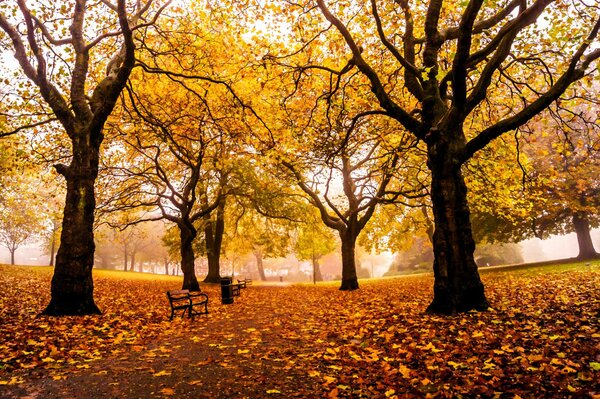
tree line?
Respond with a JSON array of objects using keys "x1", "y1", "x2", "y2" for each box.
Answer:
[{"x1": 0, "y1": 0, "x2": 598, "y2": 316}]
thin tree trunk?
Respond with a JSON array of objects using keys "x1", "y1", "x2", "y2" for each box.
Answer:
[
  {"x1": 130, "y1": 251, "x2": 136, "y2": 272},
  {"x1": 43, "y1": 148, "x2": 101, "y2": 315},
  {"x1": 203, "y1": 200, "x2": 225, "y2": 283},
  {"x1": 255, "y1": 251, "x2": 267, "y2": 281},
  {"x1": 573, "y1": 212, "x2": 599, "y2": 260},
  {"x1": 49, "y1": 233, "x2": 56, "y2": 266},
  {"x1": 179, "y1": 225, "x2": 200, "y2": 291},
  {"x1": 312, "y1": 255, "x2": 323, "y2": 282},
  {"x1": 10, "y1": 249, "x2": 15, "y2": 266},
  {"x1": 426, "y1": 149, "x2": 489, "y2": 314},
  {"x1": 339, "y1": 229, "x2": 359, "y2": 290}
]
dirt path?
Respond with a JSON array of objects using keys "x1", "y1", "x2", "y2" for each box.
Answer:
[{"x1": 2, "y1": 302, "x2": 322, "y2": 398}]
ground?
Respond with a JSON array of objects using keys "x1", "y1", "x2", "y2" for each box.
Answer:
[{"x1": 0, "y1": 262, "x2": 599, "y2": 398}]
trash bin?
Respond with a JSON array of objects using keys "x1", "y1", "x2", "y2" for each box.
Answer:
[{"x1": 221, "y1": 277, "x2": 233, "y2": 304}]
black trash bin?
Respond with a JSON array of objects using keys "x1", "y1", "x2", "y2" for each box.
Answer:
[{"x1": 221, "y1": 277, "x2": 233, "y2": 304}]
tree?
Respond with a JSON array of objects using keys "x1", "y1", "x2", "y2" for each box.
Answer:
[
  {"x1": 0, "y1": 191, "x2": 41, "y2": 265},
  {"x1": 277, "y1": 100, "x2": 424, "y2": 290},
  {"x1": 295, "y1": 214, "x2": 337, "y2": 282},
  {"x1": 0, "y1": 0, "x2": 169, "y2": 315},
  {"x1": 279, "y1": 0, "x2": 600, "y2": 312},
  {"x1": 524, "y1": 98, "x2": 600, "y2": 259}
]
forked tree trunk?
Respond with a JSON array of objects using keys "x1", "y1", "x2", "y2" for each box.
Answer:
[
  {"x1": 426, "y1": 147, "x2": 489, "y2": 314},
  {"x1": 43, "y1": 144, "x2": 101, "y2": 315},
  {"x1": 179, "y1": 225, "x2": 200, "y2": 291},
  {"x1": 339, "y1": 229, "x2": 359, "y2": 291},
  {"x1": 572, "y1": 212, "x2": 599, "y2": 260},
  {"x1": 254, "y1": 251, "x2": 267, "y2": 281}
]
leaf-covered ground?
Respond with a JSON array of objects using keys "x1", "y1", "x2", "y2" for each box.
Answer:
[{"x1": 0, "y1": 262, "x2": 599, "y2": 398}]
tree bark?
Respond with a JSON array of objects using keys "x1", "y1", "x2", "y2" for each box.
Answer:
[
  {"x1": 572, "y1": 212, "x2": 599, "y2": 260},
  {"x1": 203, "y1": 200, "x2": 225, "y2": 283},
  {"x1": 179, "y1": 224, "x2": 200, "y2": 291},
  {"x1": 426, "y1": 143, "x2": 489, "y2": 314},
  {"x1": 43, "y1": 146, "x2": 101, "y2": 315},
  {"x1": 254, "y1": 251, "x2": 267, "y2": 281},
  {"x1": 10, "y1": 249, "x2": 15, "y2": 266},
  {"x1": 339, "y1": 229, "x2": 359, "y2": 290}
]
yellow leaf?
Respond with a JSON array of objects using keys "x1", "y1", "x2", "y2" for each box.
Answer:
[
  {"x1": 323, "y1": 376, "x2": 337, "y2": 384},
  {"x1": 161, "y1": 387, "x2": 175, "y2": 395},
  {"x1": 266, "y1": 389, "x2": 281, "y2": 394},
  {"x1": 237, "y1": 349, "x2": 250, "y2": 354},
  {"x1": 308, "y1": 370, "x2": 320, "y2": 377},
  {"x1": 385, "y1": 389, "x2": 396, "y2": 397},
  {"x1": 153, "y1": 370, "x2": 171, "y2": 377},
  {"x1": 448, "y1": 361, "x2": 463, "y2": 369},
  {"x1": 567, "y1": 385, "x2": 577, "y2": 393},
  {"x1": 399, "y1": 365, "x2": 411, "y2": 378},
  {"x1": 472, "y1": 331, "x2": 484, "y2": 338},
  {"x1": 0, "y1": 377, "x2": 24, "y2": 385}
]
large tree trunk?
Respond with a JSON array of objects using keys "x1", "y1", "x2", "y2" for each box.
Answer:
[
  {"x1": 179, "y1": 224, "x2": 200, "y2": 291},
  {"x1": 339, "y1": 228, "x2": 359, "y2": 291},
  {"x1": 572, "y1": 212, "x2": 599, "y2": 260},
  {"x1": 426, "y1": 145, "x2": 489, "y2": 314},
  {"x1": 43, "y1": 143, "x2": 101, "y2": 315},
  {"x1": 254, "y1": 251, "x2": 267, "y2": 281},
  {"x1": 203, "y1": 200, "x2": 225, "y2": 283},
  {"x1": 312, "y1": 255, "x2": 323, "y2": 282}
]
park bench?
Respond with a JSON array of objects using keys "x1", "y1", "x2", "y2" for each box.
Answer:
[
  {"x1": 166, "y1": 289, "x2": 208, "y2": 320},
  {"x1": 231, "y1": 282, "x2": 242, "y2": 296},
  {"x1": 236, "y1": 278, "x2": 252, "y2": 288}
]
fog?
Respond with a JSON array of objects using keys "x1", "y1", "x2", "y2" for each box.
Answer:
[{"x1": 2, "y1": 229, "x2": 598, "y2": 270}]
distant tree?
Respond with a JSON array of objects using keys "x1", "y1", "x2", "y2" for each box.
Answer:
[
  {"x1": 295, "y1": 216, "x2": 337, "y2": 282},
  {"x1": 526, "y1": 103, "x2": 600, "y2": 260},
  {"x1": 0, "y1": 192, "x2": 41, "y2": 265}
]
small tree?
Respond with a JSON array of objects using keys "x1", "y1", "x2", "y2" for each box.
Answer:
[
  {"x1": 295, "y1": 217, "x2": 337, "y2": 282},
  {"x1": 0, "y1": 193, "x2": 41, "y2": 265}
]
